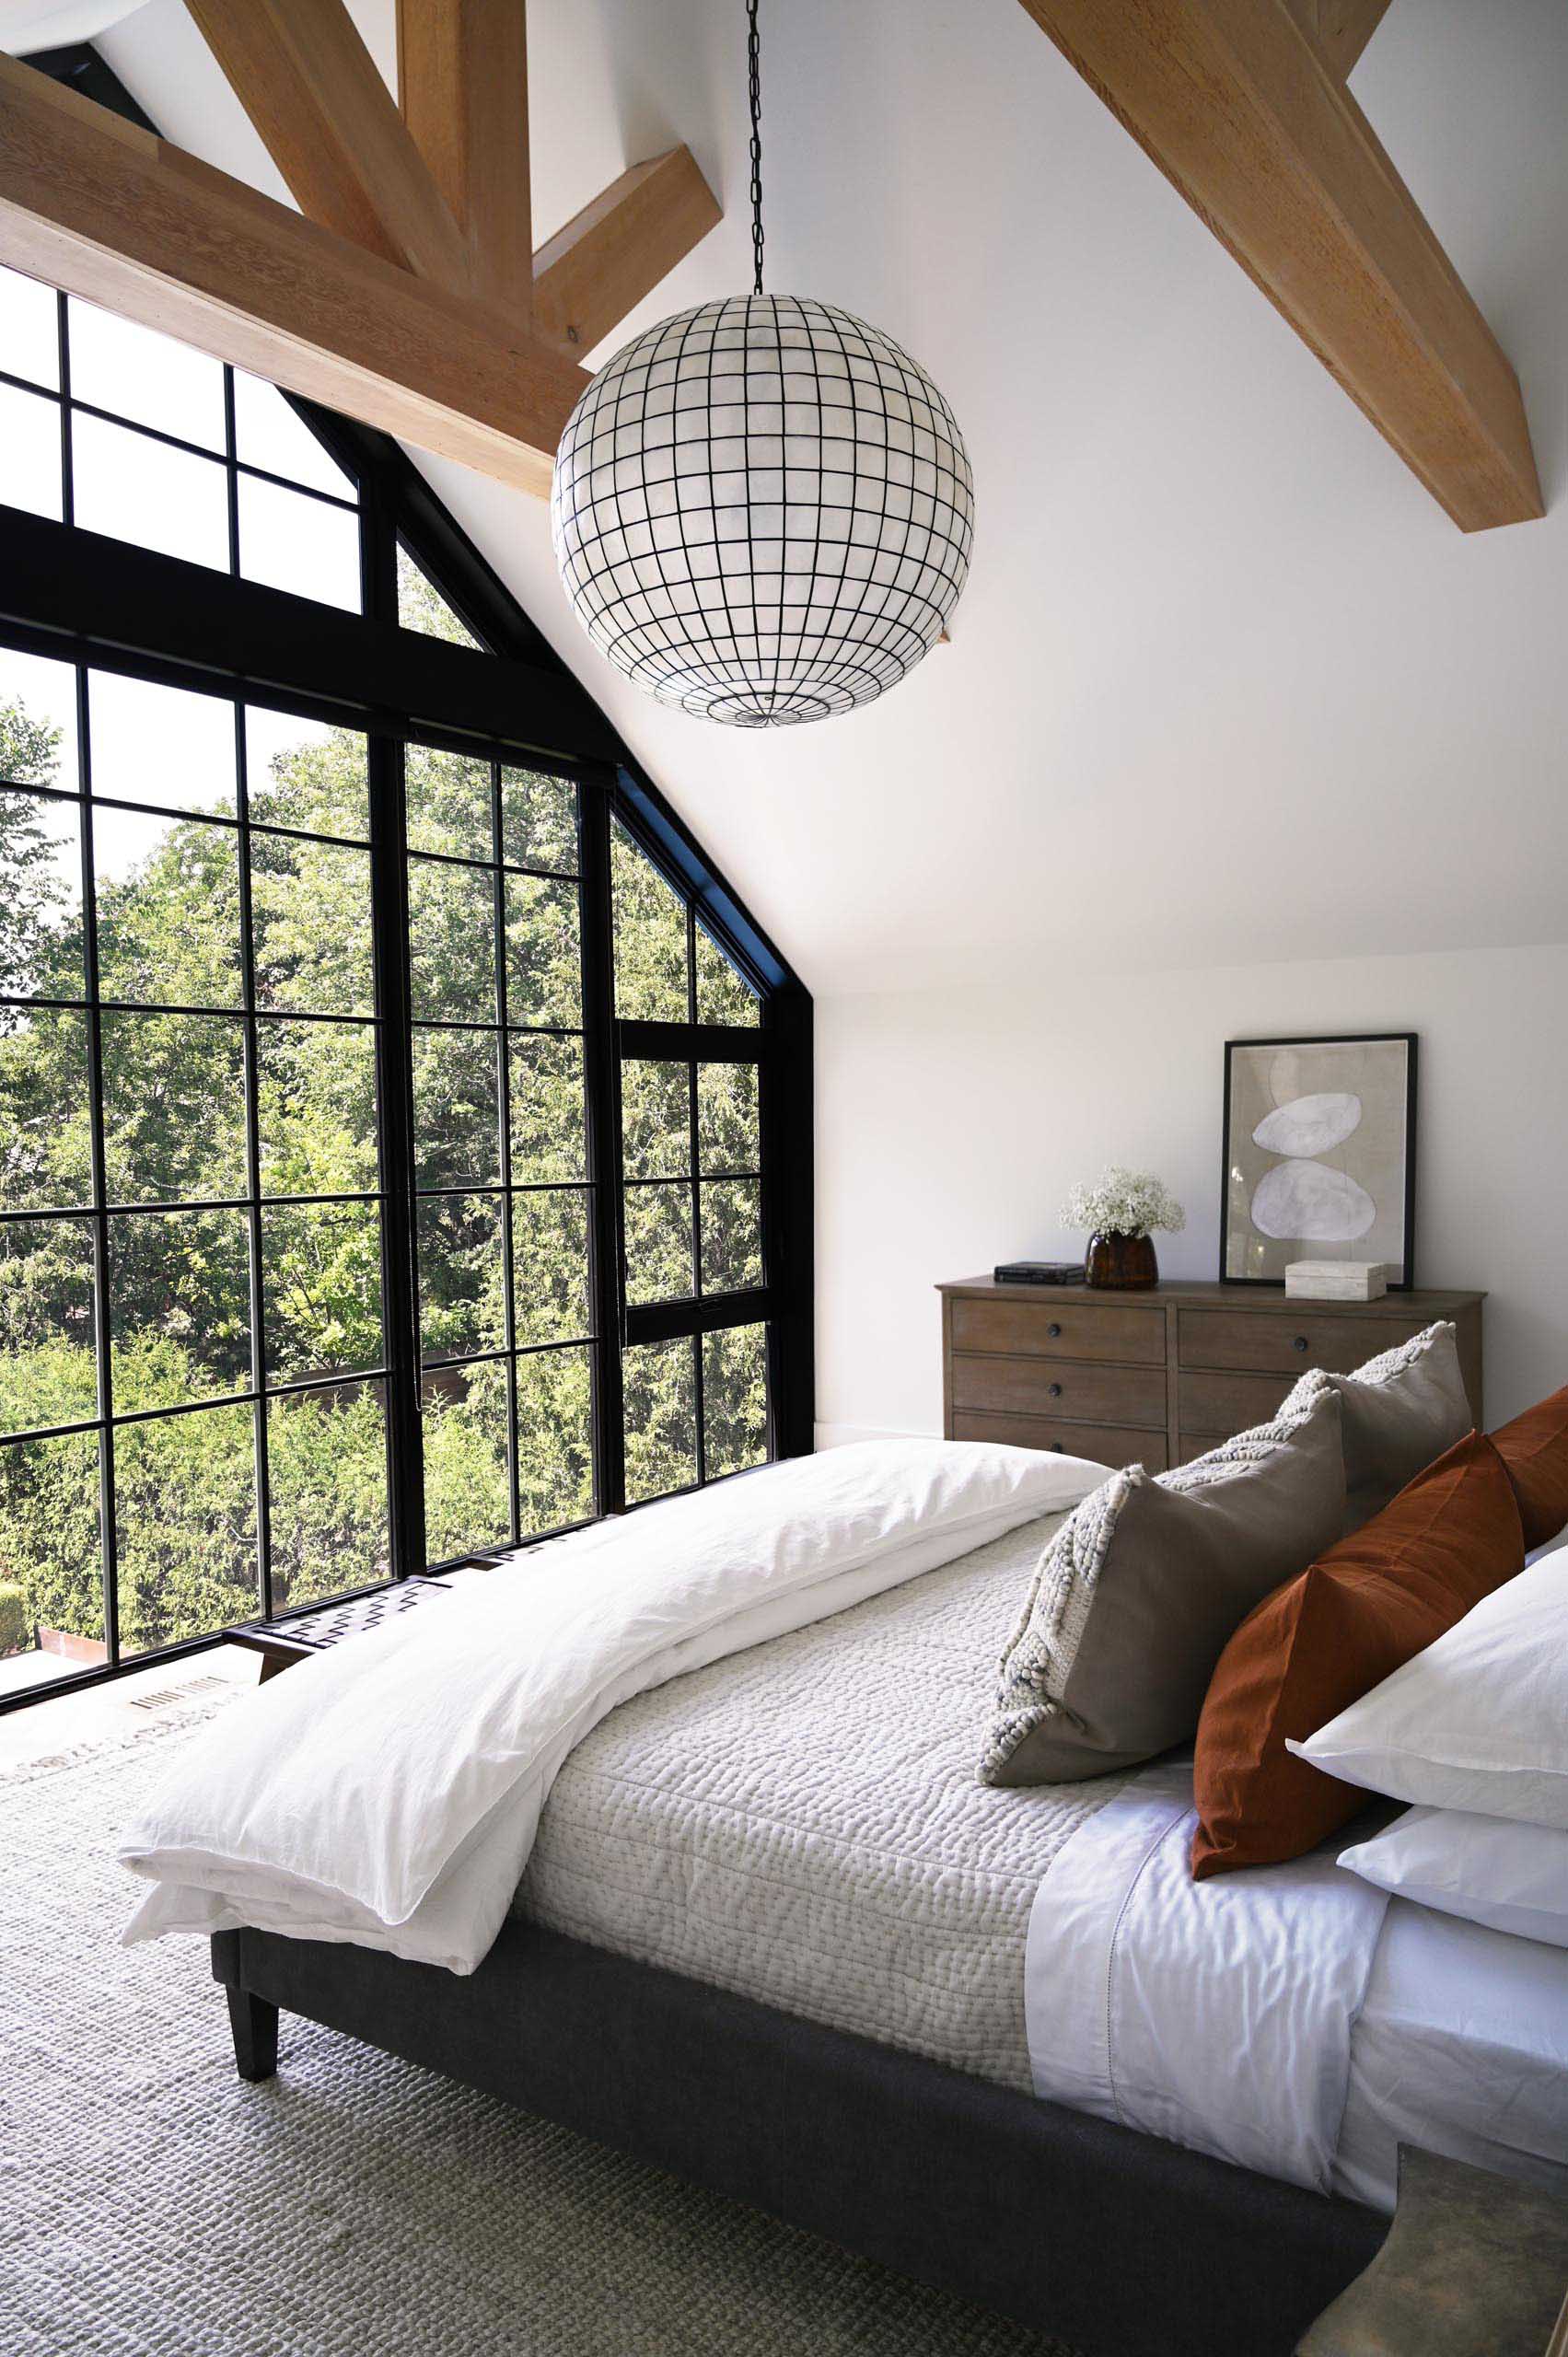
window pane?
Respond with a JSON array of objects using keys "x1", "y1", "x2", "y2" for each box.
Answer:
[
  {"x1": 701, "y1": 1177, "x2": 763, "y2": 1294},
  {"x1": 238, "y1": 473, "x2": 361, "y2": 611},
  {"x1": 418, "y1": 1193, "x2": 505, "y2": 1362},
  {"x1": 517, "y1": 1345, "x2": 593, "y2": 1532},
  {"x1": 624, "y1": 1181, "x2": 692, "y2": 1305},
  {"x1": 0, "y1": 647, "x2": 78, "y2": 789},
  {"x1": 0, "y1": 1008, "x2": 92, "y2": 1210},
  {"x1": 267, "y1": 1383, "x2": 390, "y2": 1608},
  {"x1": 262, "y1": 1202, "x2": 383, "y2": 1383},
  {"x1": 509, "y1": 1033, "x2": 586, "y2": 1183},
  {"x1": 234, "y1": 373, "x2": 355, "y2": 500},
  {"x1": 505, "y1": 873, "x2": 581, "y2": 1027},
  {"x1": 697, "y1": 1060, "x2": 759, "y2": 1174},
  {"x1": 422, "y1": 1359, "x2": 510, "y2": 1562},
  {"x1": 87, "y1": 671, "x2": 236, "y2": 815},
  {"x1": 113, "y1": 1402, "x2": 258, "y2": 1655},
  {"x1": 0, "y1": 790, "x2": 84, "y2": 1000},
  {"x1": 621, "y1": 1059, "x2": 690, "y2": 1178},
  {"x1": 102, "y1": 1012, "x2": 246, "y2": 1203},
  {"x1": 407, "y1": 855, "x2": 496, "y2": 1022},
  {"x1": 612, "y1": 822, "x2": 689, "y2": 1019},
  {"x1": 0, "y1": 381, "x2": 62, "y2": 519},
  {"x1": 413, "y1": 1026, "x2": 501, "y2": 1191},
  {"x1": 72, "y1": 413, "x2": 229, "y2": 572},
  {"x1": 703, "y1": 1324, "x2": 769, "y2": 1478},
  {"x1": 501, "y1": 765, "x2": 577, "y2": 875},
  {"x1": 94, "y1": 810, "x2": 242, "y2": 1008},
  {"x1": 0, "y1": 1430, "x2": 104, "y2": 1672},
  {"x1": 246, "y1": 710, "x2": 369, "y2": 842},
  {"x1": 250, "y1": 833, "x2": 374, "y2": 1015},
  {"x1": 0, "y1": 266, "x2": 60, "y2": 389},
  {"x1": 512, "y1": 1190, "x2": 591, "y2": 1345},
  {"x1": 67, "y1": 297, "x2": 226, "y2": 451},
  {"x1": 405, "y1": 742, "x2": 494, "y2": 861},
  {"x1": 0, "y1": 1215, "x2": 97, "y2": 1434},
  {"x1": 695, "y1": 923, "x2": 760, "y2": 1025},
  {"x1": 257, "y1": 1017, "x2": 378, "y2": 1198},
  {"x1": 397, "y1": 545, "x2": 481, "y2": 647},
  {"x1": 109, "y1": 1208, "x2": 250, "y2": 1411},
  {"x1": 623, "y1": 1336, "x2": 696, "y2": 1505}
]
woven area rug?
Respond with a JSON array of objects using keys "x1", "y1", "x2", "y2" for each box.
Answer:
[{"x1": 2, "y1": 1696, "x2": 1083, "y2": 2357}]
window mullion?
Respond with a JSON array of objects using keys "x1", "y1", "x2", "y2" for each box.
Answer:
[
  {"x1": 577, "y1": 780, "x2": 624, "y2": 1516},
  {"x1": 491, "y1": 761, "x2": 521, "y2": 1547},
  {"x1": 234, "y1": 698, "x2": 273, "y2": 1619},
  {"x1": 368, "y1": 728, "x2": 425, "y2": 1576},
  {"x1": 75, "y1": 661, "x2": 119, "y2": 1666}
]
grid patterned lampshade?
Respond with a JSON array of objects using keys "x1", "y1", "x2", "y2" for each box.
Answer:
[{"x1": 552, "y1": 295, "x2": 973, "y2": 728}]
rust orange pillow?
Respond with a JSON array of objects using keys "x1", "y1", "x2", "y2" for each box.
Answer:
[
  {"x1": 1491, "y1": 1384, "x2": 1568, "y2": 1551},
  {"x1": 1190, "y1": 1431, "x2": 1525, "y2": 1880}
]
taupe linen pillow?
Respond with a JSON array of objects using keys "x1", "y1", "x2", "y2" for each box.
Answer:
[
  {"x1": 981, "y1": 1386, "x2": 1345, "y2": 1787},
  {"x1": 1287, "y1": 1320, "x2": 1472, "y2": 1533}
]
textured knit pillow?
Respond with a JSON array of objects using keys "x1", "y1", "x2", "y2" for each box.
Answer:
[
  {"x1": 1490, "y1": 1383, "x2": 1568, "y2": 1551},
  {"x1": 1189, "y1": 1429, "x2": 1526, "y2": 1879},
  {"x1": 981, "y1": 1384, "x2": 1344, "y2": 1786},
  {"x1": 1287, "y1": 1320, "x2": 1472, "y2": 1532}
]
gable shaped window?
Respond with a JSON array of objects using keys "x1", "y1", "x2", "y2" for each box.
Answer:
[{"x1": 0, "y1": 170, "x2": 809, "y2": 1713}]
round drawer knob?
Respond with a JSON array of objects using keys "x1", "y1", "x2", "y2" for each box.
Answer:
[
  {"x1": 1048, "y1": 1381, "x2": 1063, "y2": 1399},
  {"x1": 1051, "y1": 1442, "x2": 1064, "y2": 1453},
  {"x1": 1047, "y1": 1321, "x2": 1063, "y2": 1340},
  {"x1": 1293, "y1": 1335, "x2": 1309, "y2": 1353}
]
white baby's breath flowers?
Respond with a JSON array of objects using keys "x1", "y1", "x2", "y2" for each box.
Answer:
[{"x1": 1061, "y1": 1167, "x2": 1186, "y2": 1239}]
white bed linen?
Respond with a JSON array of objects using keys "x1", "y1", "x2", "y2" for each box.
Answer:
[
  {"x1": 1336, "y1": 1898, "x2": 1568, "y2": 2208},
  {"x1": 1023, "y1": 1761, "x2": 1391, "y2": 2195},
  {"x1": 1025, "y1": 1761, "x2": 1568, "y2": 2210},
  {"x1": 118, "y1": 1439, "x2": 1106, "y2": 1974}
]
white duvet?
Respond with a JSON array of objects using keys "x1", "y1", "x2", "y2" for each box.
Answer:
[{"x1": 120, "y1": 1439, "x2": 1105, "y2": 1974}]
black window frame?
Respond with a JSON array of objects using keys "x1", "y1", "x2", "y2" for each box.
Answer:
[{"x1": 0, "y1": 47, "x2": 812, "y2": 1713}]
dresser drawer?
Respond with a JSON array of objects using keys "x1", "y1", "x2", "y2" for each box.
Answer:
[
  {"x1": 953, "y1": 1409, "x2": 1167, "y2": 1473},
  {"x1": 951, "y1": 1352, "x2": 1167, "y2": 1427},
  {"x1": 1178, "y1": 1369, "x2": 1297, "y2": 1433},
  {"x1": 950, "y1": 1297, "x2": 1166, "y2": 1365},
  {"x1": 1178, "y1": 1307, "x2": 1423, "y2": 1380}
]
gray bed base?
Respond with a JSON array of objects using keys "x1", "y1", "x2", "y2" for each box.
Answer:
[{"x1": 210, "y1": 1922, "x2": 1387, "y2": 2357}]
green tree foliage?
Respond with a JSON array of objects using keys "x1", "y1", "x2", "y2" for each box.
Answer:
[{"x1": 0, "y1": 610, "x2": 767, "y2": 1666}]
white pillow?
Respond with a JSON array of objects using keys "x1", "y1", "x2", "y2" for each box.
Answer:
[
  {"x1": 1339, "y1": 1806, "x2": 1568, "y2": 1949},
  {"x1": 1288, "y1": 1547, "x2": 1568, "y2": 1829}
]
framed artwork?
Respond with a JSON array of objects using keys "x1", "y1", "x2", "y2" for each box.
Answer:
[{"x1": 1220, "y1": 1034, "x2": 1417, "y2": 1289}]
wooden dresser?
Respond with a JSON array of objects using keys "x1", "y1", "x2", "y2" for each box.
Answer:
[{"x1": 937, "y1": 1278, "x2": 1485, "y2": 1470}]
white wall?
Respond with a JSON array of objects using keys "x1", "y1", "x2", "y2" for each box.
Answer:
[{"x1": 815, "y1": 946, "x2": 1568, "y2": 1444}]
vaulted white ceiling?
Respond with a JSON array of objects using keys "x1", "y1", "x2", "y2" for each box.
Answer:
[{"x1": 92, "y1": 0, "x2": 1568, "y2": 993}]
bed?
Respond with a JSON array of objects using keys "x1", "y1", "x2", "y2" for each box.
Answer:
[{"x1": 139, "y1": 1446, "x2": 1562, "y2": 2357}]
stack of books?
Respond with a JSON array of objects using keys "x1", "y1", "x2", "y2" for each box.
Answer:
[{"x1": 1284, "y1": 1260, "x2": 1388, "y2": 1303}]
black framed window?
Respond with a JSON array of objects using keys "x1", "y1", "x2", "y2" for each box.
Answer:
[{"x1": 0, "y1": 123, "x2": 810, "y2": 1713}]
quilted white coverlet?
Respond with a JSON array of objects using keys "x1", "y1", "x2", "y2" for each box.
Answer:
[
  {"x1": 118, "y1": 1439, "x2": 1106, "y2": 1975},
  {"x1": 517, "y1": 1515, "x2": 1131, "y2": 2085}
]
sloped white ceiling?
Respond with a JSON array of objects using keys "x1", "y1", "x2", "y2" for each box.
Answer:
[{"x1": 96, "y1": 0, "x2": 1568, "y2": 993}]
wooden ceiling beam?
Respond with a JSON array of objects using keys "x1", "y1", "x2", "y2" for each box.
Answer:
[
  {"x1": 1283, "y1": 0, "x2": 1393, "y2": 79},
  {"x1": 0, "y1": 55, "x2": 585, "y2": 496},
  {"x1": 1016, "y1": 0, "x2": 1542, "y2": 531},
  {"x1": 183, "y1": 0, "x2": 472, "y2": 290},
  {"x1": 532, "y1": 147, "x2": 722, "y2": 354},
  {"x1": 396, "y1": 0, "x2": 532, "y2": 316}
]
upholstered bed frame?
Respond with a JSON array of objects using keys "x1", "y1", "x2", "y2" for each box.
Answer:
[{"x1": 211, "y1": 1922, "x2": 1386, "y2": 2357}]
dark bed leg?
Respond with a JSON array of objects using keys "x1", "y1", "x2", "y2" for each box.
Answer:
[{"x1": 225, "y1": 1985, "x2": 279, "y2": 2082}]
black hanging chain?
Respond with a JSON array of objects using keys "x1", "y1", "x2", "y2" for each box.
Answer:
[{"x1": 747, "y1": 0, "x2": 764, "y2": 296}]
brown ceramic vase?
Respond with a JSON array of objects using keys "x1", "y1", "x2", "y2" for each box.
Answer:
[{"x1": 1084, "y1": 1231, "x2": 1159, "y2": 1290}]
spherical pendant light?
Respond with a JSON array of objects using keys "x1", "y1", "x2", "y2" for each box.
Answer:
[
  {"x1": 552, "y1": 295, "x2": 973, "y2": 727},
  {"x1": 550, "y1": 4, "x2": 973, "y2": 728}
]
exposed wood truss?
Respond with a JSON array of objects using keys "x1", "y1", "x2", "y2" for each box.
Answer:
[
  {"x1": 0, "y1": 3, "x2": 722, "y2": 495},
  {"x1": 1016, "y1": 0, "x2": 1542, "y2": 531}
]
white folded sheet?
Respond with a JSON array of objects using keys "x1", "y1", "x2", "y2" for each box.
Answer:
[
  {"x1": 119, "y1": 1438, "x2": 1106, "y2": 1974},
  {"x1": 1023, "y1": 1760, "x2": 1392, "y2": 2195}
]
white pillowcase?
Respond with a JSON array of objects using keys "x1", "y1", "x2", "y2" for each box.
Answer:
[
  {"x1": 1288, "y1": 1547, "x2": 1568, "y2": 1829},
  {"x1": 1339, "y1": 1806, "x2": 1568, "y2": 1949}
]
